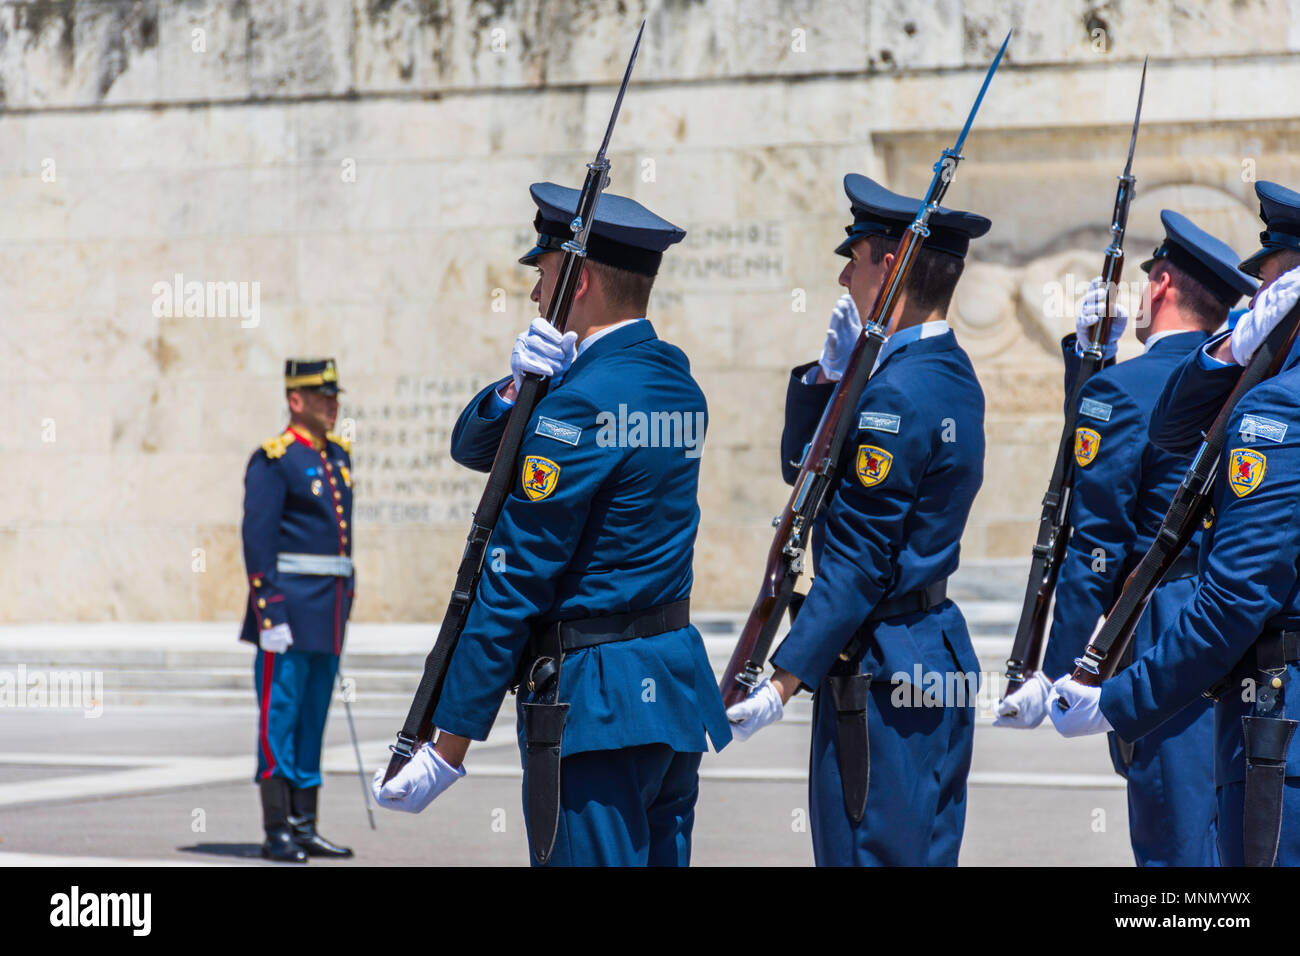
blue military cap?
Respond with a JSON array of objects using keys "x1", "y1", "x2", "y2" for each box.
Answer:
[
  {"x1": 1140, "y1": 210, "x2": 1257, "y2": 306},
  {"x1": 519, "y1": 182, "x2": 686, "y2": 277},
  {"x1": 1238, "y1": 181, "x2": 1300, "y2": 278},
  {"x1": 835, "y1": 174, "x2": 991, "y2": 260},
  {"x1": 284, "y1": 358, "x2": 343, "y2": 395}
]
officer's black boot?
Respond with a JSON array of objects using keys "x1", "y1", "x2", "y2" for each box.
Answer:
[
  {"x1": 289, "y1": 785, "x2": 354, "y2": 859},
  {"x1": 259, "y1": 777, "x2": 308, "y2": 863}
]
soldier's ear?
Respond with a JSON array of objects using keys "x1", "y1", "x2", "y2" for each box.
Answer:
[{"x1": 574, "y1": 265, "x2": 591, "y2": 301}]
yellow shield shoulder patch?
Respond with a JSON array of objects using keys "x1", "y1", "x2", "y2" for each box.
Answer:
[
  {"x1": 1074, "y1": 427, "x2": 1101, "y2": 468},
  {"x1": 522, "y1": 455, "x2": 560, "y2": 501},
  {"x1": 855, "y1": 445, "x2": 893, "y2": 488},
  {"x1": 1228, "y1": 448, "x2": 1266, "y2": 498}
]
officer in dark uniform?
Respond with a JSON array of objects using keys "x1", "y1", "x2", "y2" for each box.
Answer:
[
  {"x1": 372, "y1": 183, "x2": 730, "y2": 866},
  {"x1": 242, "y1": 358, "x2": 356, "y2": 863},
  {"x1": 1050, "y1": 180, "x2": 1300, "y2": 866},
  {"x1": 997, "y1": 211, "x2": 1256, "y2": 866},
  {"x1": 725, "y1": 175, "x2": 989, "y2": 866}
]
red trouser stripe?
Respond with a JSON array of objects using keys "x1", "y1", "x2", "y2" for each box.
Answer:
[{"x1": 258, "y1": 650, "x2": 277, "y2": 779}]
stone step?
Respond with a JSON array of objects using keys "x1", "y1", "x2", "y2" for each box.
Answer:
[{"x1": 0, "y1": 604, "x2": 1020, "y2": 708}]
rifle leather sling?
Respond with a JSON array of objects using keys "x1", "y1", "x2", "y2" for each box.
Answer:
[
  {"x1": 1243, "y1": 629, "x2": 1300, "y2": 866},
  {"x1": 521, "y1": 599, "x2": 691, "y2": 864}
]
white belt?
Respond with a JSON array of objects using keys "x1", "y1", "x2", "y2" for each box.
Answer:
[{"x1": 276, "y1": 553, "x2": 353, "y2": 577}]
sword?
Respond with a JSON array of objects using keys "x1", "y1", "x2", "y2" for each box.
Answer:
[{"x1": 337, "y1": 667, "x2": 376, "y2": 830}]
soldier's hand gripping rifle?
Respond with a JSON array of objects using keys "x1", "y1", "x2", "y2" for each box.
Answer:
[
  {"x1": 382, "y1": 22, "x2": 645, "y2": 783},
  {"x1": 718, "y1": 32, "x2": 1012, "y2": 709},
  {"x1": 1002, "y1": 60, "x2": 1147, "y2": 701},
  {"x1": 1060, "y1": 299, "x2": 1300, "y2": 696}
]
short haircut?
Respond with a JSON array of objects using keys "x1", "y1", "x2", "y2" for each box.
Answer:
[
  {"x1": 863, "y1": 235, "x2": 965, "y2": 315},
  {"x1": 1272, "y1": 249, "x2": 1300, "y2": 275},
  {"x1": 587, "y1": 260, "x2": 656, "y2": 314},
  {"x1": 1149, "y1": 260, "x2": 1230, "y2": 331}
]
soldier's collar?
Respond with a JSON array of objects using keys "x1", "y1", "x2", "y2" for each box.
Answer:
[
  {"x1": 567, "y1": 319, "x2": 658, "y2": 379},
  {"x1": 286, "y1": 425, "x2": 324, "y2": 451}
]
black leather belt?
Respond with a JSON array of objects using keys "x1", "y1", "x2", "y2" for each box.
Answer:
[
  {"x1": 539, "y1": 599, "x2": 691, "y2": 653},
  {"x1": 835, "y1": 580, "x2": 949, "y2": 665},
  {"x1": 1258, "y1": 630, "x2": 1300, "y2": 669},
  {"x1": 866, "y1": 579, "x2": 948, "y2": 622},
  {"x1": 1204, "y1": 629, "x2": 1300, "y2": 702}
]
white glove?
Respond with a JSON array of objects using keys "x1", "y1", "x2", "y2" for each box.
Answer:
[
  {"x1": 1047, "y1": 675, "x2": 1113, "y2": 738},
  {"x1": 725, "y1": 677, "x2": 785, "y2": 743},
  {"x1": 993, "y1": 671, "x2": 1054, "y2": 729},
  {"x1": 1230, "y1": 264, "x2": 1300, "y2": 365},
  {"x1": 371, "y1": 743, "x2": 466, "y2": 814},
  {"x1": 258, "y1": 623, "x2": 293, "y2": 654},
  {"x1": 1074, "y1": 276, "x2": 1128, "y2": 357},
  {"x1": 818, "y1": 293, "x2": 863, "y2": 382},
  {"x1": 510, "y1": 317, "x2": 578, "y2": 392}
]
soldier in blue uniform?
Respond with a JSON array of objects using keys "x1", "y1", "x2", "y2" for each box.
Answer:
[
  {"x1": 725, "y1": 175, "x2": 989, "y2": 866},
  {"x1": 242, "y1": 358, "x2": 356, "y2": 863},
  {"x1": 1050, "y1": 180, "x2": 1300, "y2": 866},
  {"x1": 371, "y1": 183, "x2": 730, "y2": 866},
  {"x1": 997, "y1": 212, "x2": 1256, "y2": 866}
]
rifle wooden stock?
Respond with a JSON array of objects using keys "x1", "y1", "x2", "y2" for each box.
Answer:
[{"x1": 1072, "y1": 302, "x2": 1300, "y2": 687}]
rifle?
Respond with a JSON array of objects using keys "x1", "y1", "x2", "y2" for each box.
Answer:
[
  {"x1": 1002, "y1": 59, "x2": 1147, "y2": 700},
  {"x1": 1064, "y1": 300, "x2": 1300, "y2": 691},
  {"x1": 382, "y1": 22, "x2": 645, "y2": 783},
  {"x1": 718, "y1": 31, "x2": 1012, "y2": 709}
]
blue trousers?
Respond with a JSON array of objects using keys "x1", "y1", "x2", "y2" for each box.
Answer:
[
  {"x1": 1112, "y1": 576, "x2": 1219, "y2": 866},
  {"x1": 1217, "y1": 778, "x2": 1300, "y2": 866},
  {"x1": 253, "y1": 647, "x2": 339, "y2": 789},
  {"x1": 809, "y1": 654, "x2": 975, "y2": 866},
  {"x1": 523, "y1": 744, "x2": 702, "y2": 867}
]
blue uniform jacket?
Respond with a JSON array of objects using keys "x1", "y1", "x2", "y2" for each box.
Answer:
[
  {"x1": 432, "y1": 320, "x2": 731, "y2": 758},
  {"x1": 1042, "y1": 332, "x2": 1208, "y2": 678},
  {"x1": 770, "y1": 329, "x2": 985, "y2": 689},
  {"x1": 240, "y1": 428, "x2": 355, "y2": 655},
  {"x1": 1103, "y1": 332, "x2": 1300, "y2": 783}
]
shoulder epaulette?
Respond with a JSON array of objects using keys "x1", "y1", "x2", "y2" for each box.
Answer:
[
  {"x1": 261, "y1": 431, "x2": 294, "y2": 459},
  {"x1": 326, "y1": 431, "x2": 352, "y2": 453}
]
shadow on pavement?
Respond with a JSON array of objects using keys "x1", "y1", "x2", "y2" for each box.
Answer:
[{"x1": 179, "y1": 842, "x2": 264, "y2": 860}]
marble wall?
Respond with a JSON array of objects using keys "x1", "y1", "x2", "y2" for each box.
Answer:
[{"x1": 0, "y1": 0, "x2": 1297, "y2": 621}]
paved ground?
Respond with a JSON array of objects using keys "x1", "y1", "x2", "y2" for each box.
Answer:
[{"x1": 0, "y1": 693, "x2": 1135, "y2": 867}]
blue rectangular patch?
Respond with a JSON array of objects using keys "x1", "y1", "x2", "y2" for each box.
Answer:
[
  {"x1": 858, "y1": 411, "x2": 901, "y2": 434},
  {"x1": 1079, "y1": 398, "x2": 1112, "y2": 422},
  {"x1": 1240, "y1": 414, "x2": 1288, "y2": 444},
  {"x1": 535, "y1": 416, "x2": 581, "y2": 446}
]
